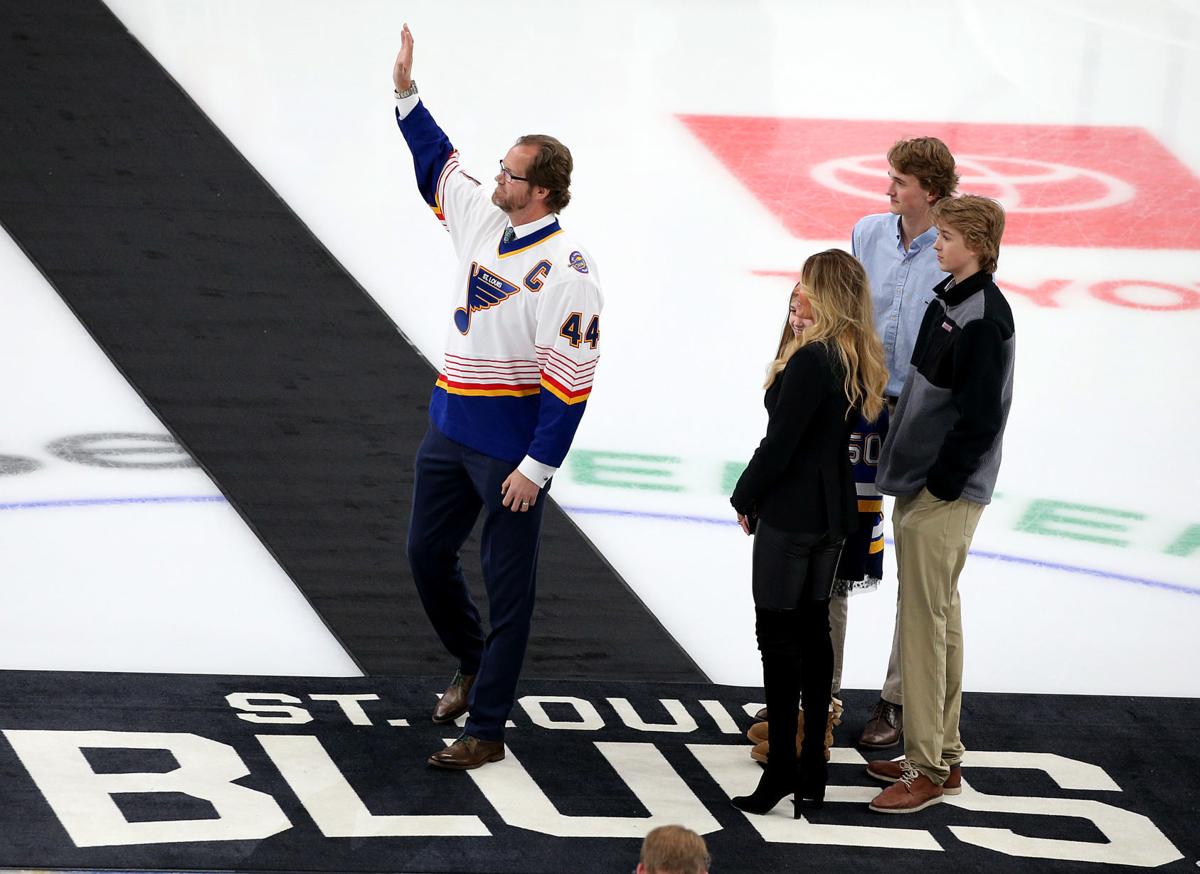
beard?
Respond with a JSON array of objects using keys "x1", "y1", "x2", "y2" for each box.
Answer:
[{"x1": 492, "y1": 185, "x2": 531, "y2": 215}]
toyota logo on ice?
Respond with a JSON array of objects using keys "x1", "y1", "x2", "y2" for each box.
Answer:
[{"x1": 810, "y1": 154, "x2": 1136, "y2": 212}]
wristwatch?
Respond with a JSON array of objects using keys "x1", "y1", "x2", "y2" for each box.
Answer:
[{"x1": 394, "y1": 80, "x2": 418, "y2": 99}]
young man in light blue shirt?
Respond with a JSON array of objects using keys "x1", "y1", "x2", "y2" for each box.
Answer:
[{"x1": 848, "y1": 138, "x2": 958, "y2": 750}]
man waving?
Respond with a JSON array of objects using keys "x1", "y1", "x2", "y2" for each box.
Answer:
[{"x1": 391, "y1": 25, "x2": 603, "y2": 769}]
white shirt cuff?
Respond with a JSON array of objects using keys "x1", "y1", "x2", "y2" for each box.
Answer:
[
  {"x1": 394, "y1": 92, "x2": 419, "y2": 120},
  {"x1": 517, "y1": 456, "x2": 557, "y2": 488}
]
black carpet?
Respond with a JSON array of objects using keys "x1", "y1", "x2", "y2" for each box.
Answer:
[
  {"x1": 0, "y1": 0, "x2": 702, "y2": 684},
  {"x1": 0, "y1": 670, "x2": 1196, "y2": 874}
]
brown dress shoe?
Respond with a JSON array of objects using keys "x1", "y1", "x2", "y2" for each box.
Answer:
[
  {"x1": 427, "y1": 735, "x2": 505, "y2": 770},
  {"x1": 431, "y1": 670, "x2": 476, "y2": 724},
  {"x1": 858, "y1": 699, "x2": 902, "y2": 748},
  {"x1": 868, "y1": 762, "x2": 943, "y2": 814},
  {"x1": 866, "y1": 759, "x2": 961, "y2": 795}
]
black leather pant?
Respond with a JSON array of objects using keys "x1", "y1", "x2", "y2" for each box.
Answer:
[
  {"x1": 751, "y1": 520, "x2": 843, "y2": 610},
  {"x1": 751, "y1": 521, "x2": 843, "y2": 775}
]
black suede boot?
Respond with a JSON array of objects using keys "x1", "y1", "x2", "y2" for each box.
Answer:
[
  {"x1": 733, "y1": 609, "x2": 802, "y2": 817},
  {"x1": 796, "y1": 710, "x2": 825, "y2": 806},
  {"x1": 796, "y1": 600, "x2": 833, "y2": 809}
]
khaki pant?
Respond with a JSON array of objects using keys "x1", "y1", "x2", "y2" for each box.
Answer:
[
  {"x1": 829, "y1": 569, "x2": 902, "y2": 701},
  {"x1": 893, "y1": 488, "x2": 984, "y2": 785},
  {"x1": 830, "y1": 594, "x2": 848, "y2": 695}
]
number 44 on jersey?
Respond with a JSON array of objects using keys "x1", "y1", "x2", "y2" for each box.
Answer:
[{"x1": 559, "y1": 312, "x2": 600, "y2": 349}]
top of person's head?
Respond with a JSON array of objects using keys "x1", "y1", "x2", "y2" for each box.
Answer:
[
  {"x1": 782, "y1": 249, "x2": 887, "y2": 421},
  {"x1": 515, "y1": 134, "x2": 572, "y2": 213},
  {"x1": 887, "y1": 137, "x2": 959, "y2": 200},
  {"x1": 638, "y1": 825, "x2": 710, "y2": 874},
  {"x1": 931, "y1": 194, "x2": 1007, "y2": 274},
  {"x1": 799, "y1": 248, "x2": 870, "y2": 314}
]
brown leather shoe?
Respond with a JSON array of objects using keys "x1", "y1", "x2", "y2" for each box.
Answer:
[
  {"x1": 427, "y1": 735, "x2": 505, "y2": 770},
  {"x1": 431, "y1": 670, "x2": 476, "y2": 724},
  {"x1": 868, "y1": 762, "x2": 944, "y2": 814},
  {"x1": 858, "y1": 699, "x2": 902, "y2": 748},
  {"x1": 867, "y1": 759, "x2": 961, "y2": 795}
]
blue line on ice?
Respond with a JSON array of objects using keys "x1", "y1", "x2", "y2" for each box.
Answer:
[
  {"x1": 2, "y1": 495, "x2": 1194, "y2": 598},
  {"x1": 0, "y1": 495, "x2": 225, "y2": 511},
  {"x1": 559, "y1": 505, "x2": 1200, "y2": 599}
]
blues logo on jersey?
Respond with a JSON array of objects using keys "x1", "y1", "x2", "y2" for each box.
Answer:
[{"x1": 455, "y1": 262, "x2": 521, "y2": 334}]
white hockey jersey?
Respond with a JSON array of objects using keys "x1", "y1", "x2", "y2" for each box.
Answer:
[{"x1": 396, "y1": 96, "x2": 602, "y2": 484}]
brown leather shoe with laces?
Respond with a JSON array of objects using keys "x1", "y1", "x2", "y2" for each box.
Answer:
[
  {"x1": 431, "y1": 669, "x2": 476, "y2": 724},
  {"x1": 427, "y1": 734, "x2": 505, "y2": 770},
  {"x1": 867, "y1": 759, "x2": 961, "y2": 795},
  {"x1": 858, "y1": 699, "x2": 903, "y2": 748},
  {"x1": 868, "y1": 761, "x2": 944, "y2": 813}
]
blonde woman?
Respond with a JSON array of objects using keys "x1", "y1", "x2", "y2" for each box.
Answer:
[{"x1": 731, "y1": 249, "x2": 887, "y2": 815}]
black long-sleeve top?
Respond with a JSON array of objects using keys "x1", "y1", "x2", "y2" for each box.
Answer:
[{"x1": 731, "y1": 341, "x2": 859, "y2": 536}]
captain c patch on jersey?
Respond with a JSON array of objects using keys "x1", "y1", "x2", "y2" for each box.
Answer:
[{"x1": 454, "y1": 262, "x2": 522, "y2": 334}]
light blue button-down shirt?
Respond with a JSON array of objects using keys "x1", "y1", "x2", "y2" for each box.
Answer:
[{"x1": 851, "y1": 213, "x2": 947, "y2": 398}]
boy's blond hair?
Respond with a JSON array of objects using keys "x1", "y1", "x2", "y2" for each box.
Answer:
[
  {"x1": 639, "y1": 825, "x2": 710, "y2": 874},
  {"x1": 931, "y1": 195, "x2": 1006, "y2": 274}
]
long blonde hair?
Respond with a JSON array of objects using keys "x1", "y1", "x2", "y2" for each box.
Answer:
[{"x1": 764, "y1": 250, "x2": 888, "y2": 423}]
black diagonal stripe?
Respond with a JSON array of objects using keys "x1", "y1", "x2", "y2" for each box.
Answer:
[{"x1": 0, "y1": 0, "x2": 704, "y2": 682}]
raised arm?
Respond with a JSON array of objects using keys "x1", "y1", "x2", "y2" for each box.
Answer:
[
  {"x1": 392, "y1": 23, "x2": 414, "y2": 94},
  {"x1": 392, "y1": 26, "x2": 493, "y2": 237},
  {"x1": 392, "y1": 24, "x2": 449, "y2": 210}
]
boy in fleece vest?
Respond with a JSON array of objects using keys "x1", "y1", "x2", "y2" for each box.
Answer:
[{"x1": 867, "y1": 195, "x2": 1014, "y2": 814}]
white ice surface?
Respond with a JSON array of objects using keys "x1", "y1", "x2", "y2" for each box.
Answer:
[
  {"x1": 4, "y1": 0, "x2": 1196, "y2": 693},
  {"x1": 0, "y1": 228, "x2": 361, "y2": 677}
]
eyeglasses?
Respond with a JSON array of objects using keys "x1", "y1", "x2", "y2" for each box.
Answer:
[{"x1": 498, "y1": 160, "x2": 530, "y2": 183}]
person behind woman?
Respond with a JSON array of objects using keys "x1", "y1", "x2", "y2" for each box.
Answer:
[{"x1": 730, "y1": 249, "x2": 887, "y2": 815}]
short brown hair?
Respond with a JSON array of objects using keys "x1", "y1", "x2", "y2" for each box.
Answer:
[
  {"x1": 887, "y1": 137, "x2": 959, "y2": 200},
  {"x1": 640, "y1": 825, "x2": 709, "y2": 874},
  {"x1": 931, "y1": 195, "x2": 1006, "y2": 274},
  {"x1": 516, "y1": 134, "x2": 572, "y2": 213}
]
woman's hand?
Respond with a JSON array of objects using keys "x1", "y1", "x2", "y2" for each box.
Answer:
[{"x1": 737, "y1": 513, "x2": 752, "y2": 535}]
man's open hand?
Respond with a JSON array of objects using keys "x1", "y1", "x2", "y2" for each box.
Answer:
[{"x1": 393, "y1": 23, "x2": 414, "y2": 92}]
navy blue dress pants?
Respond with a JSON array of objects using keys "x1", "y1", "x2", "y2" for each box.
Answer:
[{"x1": 407, "y1": 425, "x2": 547, "y2": 742}]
